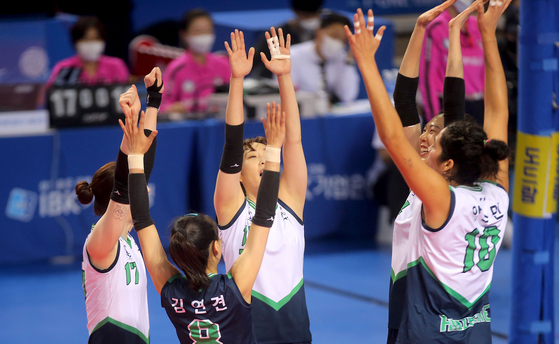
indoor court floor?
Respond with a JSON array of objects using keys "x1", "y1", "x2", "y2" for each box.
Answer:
[{"x1": 0, "y1": 234, "x2": 558, "y2": 343}]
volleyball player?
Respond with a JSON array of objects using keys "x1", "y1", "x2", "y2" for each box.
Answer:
[
  {"x1": 214, "y1": 29, "x2": 312, "y2": 343},
  {"x1": 346, "y1": 0, "x2": 511, "y2": 341},
  {"x1": 121, "y1": 89, "x2": 286, "y2": 343},
  {"x1": 387, "y1": 0, "x2": 475, "y2": 341},
  {"x1": 76, "y1": 67, "x2": 163, "y2": 343}
]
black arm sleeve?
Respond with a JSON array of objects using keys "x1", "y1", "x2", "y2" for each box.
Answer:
[
  {"x1": 143, "y1": 129, "x2": 157, "y2": 183},
  {"x1": 219, "y1": 123, "x2": 244, "y2": 174},
  {"x1": 251, "y1": 170, "x2": 281, "y2": 228},
  {"x1": 110, "y1": 149, "x2": 129, "y2": 204},
  {"x1": 443, "y1": 76, "x2": 465, "y2": 127},
  {"x1": 393, "y1": 73, "x2": 420, "y2": 127},
  {"x1": 129, "y1": 173, "x2": 154, "y2": 231}
]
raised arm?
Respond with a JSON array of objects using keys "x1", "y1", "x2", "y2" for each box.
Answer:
[
  {"x1": 396, "y1": 0, "x2": 457, "y2": 150},
  {"x1": 120, "y1": 104, "x2": 180, "y2": 294},
  {"x1": 478, "y1": 0, "x2": 511, "y2": 191},
  {"x1": 346, "y1": 9, "x2": 452, "y2": 229},
  {"x1": 86, "y1": 85, "x2": 142, "y2": 270},
  {"x1": 229, "y1": 102, "x2": 285, "y2": 303},
  {"x1": 260, "y1": 27, "x2": 307, "y2": 219},
  {"x1": 214, "y1": 30, "x2": 255, "y2": 226}
]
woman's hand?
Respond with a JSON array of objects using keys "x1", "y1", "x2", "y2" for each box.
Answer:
[
  {"x1": 478, "y1": 0, "x2": 512, "y2": 37},
  {"x1": 225, "y1": 29, "x2": 255, "y2": 79},
  {"x1": 261, "y1": 101, "x2": 286, "y2": 149},
  {"x1": 344, "y1": 9, "x2": 386, "y2": 68},
  {"x1": 260, "y1": 27, "x2": 291, "y2": 76},
  {"x1": 449, "y1": 0, "x2": 486, "y2": 32},
  {"x1": 417, "y1": 0, "x2": 458, "y2": 29},
  {"x1": 144, "y1": 67, "x2": 164, "y2": 93},
  {"x1": 119, "y1": 109, "x2": 157, "y2": 156},
  {"x1": 119, "y1": 84, "x2": 141, "y2": 118}
]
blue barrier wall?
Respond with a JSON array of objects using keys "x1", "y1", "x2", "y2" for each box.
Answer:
[{"x1": 0, "y1": 114, "x2": 378, "y2": 263}]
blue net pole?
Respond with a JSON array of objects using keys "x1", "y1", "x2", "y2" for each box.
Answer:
[{"x1": 510, "y1": 1, "x2": 559, "y2": 343}]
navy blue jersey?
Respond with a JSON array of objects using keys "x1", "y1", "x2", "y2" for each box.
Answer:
[{"x1": 161, "y1": 273, "x2": 255, "y2": 344}]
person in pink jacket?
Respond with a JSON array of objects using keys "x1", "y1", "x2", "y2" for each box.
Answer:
[
  {"x1": 46, "y1": 16, "x2": 129, "y2": 88},
  {"x1": 419, "y1": 0, "x2": 485, "y2": 124},
  {"x1": 160, "y1": 9, "x2": 231, "y2": 116}
]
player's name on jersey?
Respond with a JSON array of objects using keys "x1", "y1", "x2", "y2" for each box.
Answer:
[{"x1": 439, "y1": 305, "x2": 490, "y2": 333}]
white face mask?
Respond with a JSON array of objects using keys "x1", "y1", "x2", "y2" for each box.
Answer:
[
  {"x1": 454, "y1": 0, "x2": 473, "y2": 13},
  {"x1": 186, "y1": 34, "x2": 215, "y2": 54},
  {"x1": 76, "y1": 41, "x2": 105, "y2": 62},
  {"x1": 319, "y1": 34, "x2": 345, "y2": 61},
  {"x1": 299, "y1": 17, "x2": 321, "y2": 31}
]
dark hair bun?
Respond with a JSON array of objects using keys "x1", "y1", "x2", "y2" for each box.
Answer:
[
  {"x1": 75, "y1": 181, "x2": 94, "y2": 205},
  {"x1": 484, "y1": 139, "x2": 511, "y2": 161}
]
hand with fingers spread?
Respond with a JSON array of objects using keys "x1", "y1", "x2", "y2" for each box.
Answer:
[
  {"x1": 417, "y1": 0, "x2": 458, "y2": 29},
  {"x1": 478, "y1": 0, "x2": 512, "y2": 36},
  {"x1": 225, "y1": 29, "x2": 255, "y2": 79},
  {"x1": 344, "y1": 9, "x2": 386, "y2": 67},
  {"x1": 261, "y1": 101, "x2": 286, "y2": 149},
  {"x1": 449, "y1": 0, "x2": 486, "y2": 31},
  {"x1": 119, "y1": 85, "x2": 141, "y2": 118},
  {"x1": 119, "y1": 110, "x2": 158, "y2": 156},
  {"x1": 261, "y1": 27, "x2": 291, "y2": 76}
]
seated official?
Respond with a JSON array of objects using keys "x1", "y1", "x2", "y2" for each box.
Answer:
[
  {"x1": 46, "y1": 16, "x2": 130, "y2": 88},
  {"x1": 290, "y1": 12, "x2": 359, "y2": 104},
  {"x1": 160, "y1": 8, "x2": 231, "y2": 115}
]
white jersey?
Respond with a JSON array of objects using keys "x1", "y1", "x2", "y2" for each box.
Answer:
[
  {"x1": 397, "y1": 182, "x2": 509, "y2": 343},
  {"x1": 219, "y1": 198, "x2": 311, "y2": 343},
  {"x1": 82, "y1": 231, "x2": 149, "y2": 343}
]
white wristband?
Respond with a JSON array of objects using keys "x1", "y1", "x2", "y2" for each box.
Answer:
[
  {"x1": 265, "y1": 147, "x2": 281, "y2": 163},
  {"x1": 128, "y1": 154, "x2": 144, "y2": 170}
]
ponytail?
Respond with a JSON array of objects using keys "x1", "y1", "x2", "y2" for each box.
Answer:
[
  {"x1": 75, "y1": 161, "x2": 115, "y2": 216},
  {"x1": 169, "y1": 214, "x2": 219, "y2": 292}
]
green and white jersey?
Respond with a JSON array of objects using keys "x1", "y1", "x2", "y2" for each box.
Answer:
[
  {"x1": 397, "y1": 182, "x2": 509, "y2": 343},
  {"x1": 82, "y1": 231, "x2": 149, "y2": 344},
  {"x1": 218, "y1": 198, "x2": 312, "y2": 343}
]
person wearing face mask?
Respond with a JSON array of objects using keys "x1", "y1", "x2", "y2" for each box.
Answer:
[
  {"x1": 160, "y1": 8, "x2": 231, "y2": 115},
  {"x1": 289, "y1": 12, "x2": 360, "y2": 104},
  {"x1": 419, "y1": 0, "x2": 485, "y2": 125},
  {"x1": 46, "y1": 16, "x2": 130, "y2": 88},
  {"x1": 251, "y1": 0, "x2": 324, "y2": 79}
]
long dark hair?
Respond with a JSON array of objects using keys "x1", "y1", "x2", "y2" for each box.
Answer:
[
  {"x1": 75, "y1": 161, "x2": 115, "y2": 216},
  {"x1": 169, "y1": 213, "x2": 219, "y2": 292},
  {"x1": 439, "y1": 121, "x2": 510, "y2": 185}
]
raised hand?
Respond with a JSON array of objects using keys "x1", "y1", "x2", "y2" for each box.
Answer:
[
  {"x1": 119, "y1": 84, "x2": 141, "y2": 118},
  {"x1": 417, "y1": 0, "x2": 458, "y2": 29},
  {"x1": 224, "y1": 29, "x2": 255, "y2": 79},
  {"x1": 261, "y1": 101, "x2": 286, "y2": 149},
  {"x1": 119, "y1": 109, "x2": 157, "y2": 156},
  {"x1": 344, "y1": 9, "x2": 386, "y2": 67},
  {"x1": 144, "y1": 67, "x2": 164, "y2": 93},
  {"x1": 478, "y1": 0, "x2": 512, "y2": 36},
  {"x1": 449, "y1": 0, "x2": 486, "y2": 31},
  {"x1": 260, "y1": 27, "x2": 291, "y2": 76}
]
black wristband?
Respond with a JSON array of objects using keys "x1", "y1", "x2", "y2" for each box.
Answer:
[
  {"x1": 251, "y1": 170, "x2": 281, "y2": 228},
  {"x1": 129, "y1": 173, "x2": 154, "y2": 231},
  {"x1": 110, "y1": 149, "x2": 129, "y2": 204},
  {"x1": 143, "y1": 129, "x2": 157, "y2": 183},
  {"x1": 146, "y1": 78, "x2": 163, "y2": 109},
  {"x1": 393, "y1": 74, "x2": 420, "y2": 127},
  {"x1": 219, "y1": 123, "x2": 244, "y2": 174},
  {"x1": 443, "y1": 77, "x2": 465, "y2": 127}
]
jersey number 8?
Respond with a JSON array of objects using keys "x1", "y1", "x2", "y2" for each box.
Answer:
[{"x1": 188, "y1": 319, "x2": 223, "y2": 344}]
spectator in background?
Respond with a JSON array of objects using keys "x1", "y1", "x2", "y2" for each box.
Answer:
[
  {"x1": 419, "y1": 0, "x2": 485, "y2": 125},
  {"x1": 251, "y1": 0, "x2": 324, "y2": 79},
  {"x1": 290, "y1": 12, "x2": 359, "y2": 104},
  {"x1": 46, "y1": 16, "x2": 130, "y2": 88},
  {"x1": 160, "y1": 9, "x2": 230, "y2": 116}
]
